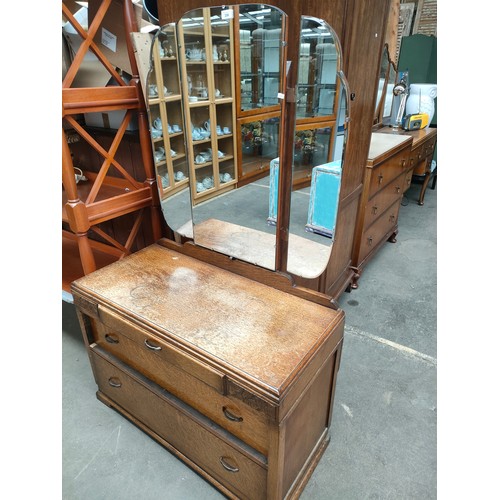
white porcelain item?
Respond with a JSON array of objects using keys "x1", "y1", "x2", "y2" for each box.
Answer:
[
  {"x1": 74, "y1": 167, "x2": 86, "y2": 184},
  {"x1": 153, "y1": 117, "x2": 162, "y2": 130},
  {"x1": 405, "y1": 83, "x2": 437, "y2": 127}
]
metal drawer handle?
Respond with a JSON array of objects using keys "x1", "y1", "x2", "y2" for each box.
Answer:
[
  {"x1": 377, "y1": 174, "x2": 383, "y2": 184},
  {"x1": 389, "y1": 214, "x2": 396, "y2": 222},
  {"x1": 367, "y1": 236, "x2": 373, "y2": 246},
  {"x1": 144, "y1": 339, "x2": 162, "y2": 351},
  {"x1": 105, "y1": 333, "x2": 119, "y2": 344},
  {"x1": 400, "y1": 159, "x2": 406, "y2": 168},
  {"x1": 108, "y1": 377, "x2": 122, "y2": 388},
  {"x1": 219, "y1": 457, "x2": 239, "y2": 473},
  {"x1": 223, "y1": 407, "x2": 243, "y2": 422},
  {"x1": 371, "y1": 206, "x2": 378, "y2": 215},
  {"x1": 396, "y1": 186, "x2": 401, "y2": 193}
]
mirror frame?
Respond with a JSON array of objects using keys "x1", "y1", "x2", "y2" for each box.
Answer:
[{"x1": 373, "y1": 43, "x2": 397, "y2": 128}]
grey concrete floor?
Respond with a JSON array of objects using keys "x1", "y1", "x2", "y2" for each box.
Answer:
[{"x1": 62, "y1": 182, "x2": 436, "y2": 499}]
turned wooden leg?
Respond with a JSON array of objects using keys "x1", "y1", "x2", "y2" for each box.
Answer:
[
  {"x1": 76, "y1": 232, "x2": 97, "y2": 275},
  {"x1": 350, "y1": 269, "x2": 361, "y2": 289},
  {"x1": 388, "y1": 229, "x2": 398, "y2": 243},
  {"x1": 418, "y1": 171, "x2": 432, "y2": 206}
]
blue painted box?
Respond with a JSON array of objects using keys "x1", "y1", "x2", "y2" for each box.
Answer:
[
  {"x1": 267, "y1": 157, "x2": 280, "y2": 225},
  {"x1": 305, "y1": 160, "x2": 342, "y2": 237}
]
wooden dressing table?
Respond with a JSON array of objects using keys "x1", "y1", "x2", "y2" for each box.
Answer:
[{"x1": 70, "y1": 0, "x2": 394, "y2": 497}]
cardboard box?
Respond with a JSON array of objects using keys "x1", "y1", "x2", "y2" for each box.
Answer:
[
  {"x1": 84, "y1": 73, "x2": 139, "y2": 131},
  {"x1": 84, "y1": 108, "x2": 139, "y2": 131},
  {"x1": 88, "y1": 0, "x2": 157, "y2": 76},
  {"x1": 63, "y1": 0, "x2": 156, "y2": 87}
]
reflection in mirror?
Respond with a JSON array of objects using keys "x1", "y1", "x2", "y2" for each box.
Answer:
[
  {"x1": 173, "y1": 5, "x2": 286, "y2": 271},
  {"x1": 238, "y1": 5, "x2": 284, "y2": 112},
  {"x1": 383, "y1": 62, "x2": 397, "y2": 124},
  {"x1": 374, "y1": 44, "x2": 397, "y2": 126},
  {"x1": 145, "y1": 25, "x2": 193, "y2": 234},
  {"x1": 286, "y1": 17, "x2": 347, "y2": 279}
]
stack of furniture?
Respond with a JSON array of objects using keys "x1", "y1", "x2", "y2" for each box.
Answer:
[{"x1": 62, "y1": 0, "x2": 163, "y2": 293}]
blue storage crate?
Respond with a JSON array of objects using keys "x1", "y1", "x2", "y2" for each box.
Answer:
[
  {"x1": 305, "y1": 160, "x2": 342, "y2": 237},
  {"x1": 267, "y1": 157, "x2": 280, "y2": 225}
]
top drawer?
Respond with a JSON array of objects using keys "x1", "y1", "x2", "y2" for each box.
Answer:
[
  {"x1": 368, "y1": 146, "x2": 411, "y2": 198},
  {"x1": 92, "y1": 306, "x2": 271, "y2": 455}
]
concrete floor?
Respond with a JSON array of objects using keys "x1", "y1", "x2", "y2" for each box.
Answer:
[{"x1": 62, "y1": 182, "x2": 436, "y2": 499}]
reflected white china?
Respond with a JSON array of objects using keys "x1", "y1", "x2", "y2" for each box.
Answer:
[
  {"x1": 148, "y1": 84, "x2": 158, "y2": 97},
  {"x1": 174, "y1": 171, "x2": 186, "y2": 181},
  {"x1": 200, "y1": 88, "x2": 208, "y2": 98},
  {"x1": 215, "y1": 89, "x2": 221, "y2": 97},
  {"x1": 186, "y1": 48, "x2": 203, "y2": 60},
  {"x1": 204, "y1": 120, "x2": 210, "y2": 131},
  {"x1": 172, "y1": 124, "x2": 181, "y2": 133},
  {"x1": 171, "y1": 149, "x2": 177, "y2": 157},
  {"x1": 151, "y1": 127, "x2": 162, "y2": 139},
  {"x1": 192, "y1": 130, "x2": 203, "y2": 141},
  {"x1": 153, "y1": 117, "x2": 162, "y2": 130},
  {"x1": 195, "y1": 154, "x2": 206, "y2": 164},
  {"x1": 202, "y1": 176, "x2": 214, "y2": 189},
  {"x1": 196, "y1": 182, "x2": 205, "y2": 192},
  {"x1": 223, "y1": 126, "x2": 231, "y2": 134},
  {"x1": 161, "y1": 173, "x2": 169, "y2": 188},
  {"x1": 189, "y1": 96, "x2": 198, "y2": 102},
  {"x1": 216, "y1": 125, "x2": 223, "y2": 135}
]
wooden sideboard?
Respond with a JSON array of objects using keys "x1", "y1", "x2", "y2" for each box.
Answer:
[
  {"x1": 350, "y1": 132, "x2": 413, "y2": 288},
  {"x1": 72, "y1": 243, "x2": 344, "y2": 499},
  {"x1": 378, "y1": 127, "x2": 437, "y2": 205}
]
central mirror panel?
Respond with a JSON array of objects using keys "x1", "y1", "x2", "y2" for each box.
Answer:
[{"x1": 174, "y1": 4, "x2": 286, "y2": 271}]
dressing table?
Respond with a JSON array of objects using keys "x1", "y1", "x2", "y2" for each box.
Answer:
[{"x1": 71, "y1": 0, "x2": 393, "y2": 497}]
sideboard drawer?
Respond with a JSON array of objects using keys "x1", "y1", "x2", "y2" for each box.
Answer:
[
  {"x1": 359, "y1": 199, "x2": 401, "y2": 263},
  {"x1": 92, "y1": 315, "x2": 270, "y2": 455},
  {"x1": 403, "y1": 168, "x2": 413, "y2": 193},
  {"x1": 91, "y1": 347, "x2": 268, "y2": 500},
  {"x1": 368, "y1": 148, "x2": 410, "y2": 197},
  {"x1": 363, "y1": 172, "x2": 406, "y2": 229}
]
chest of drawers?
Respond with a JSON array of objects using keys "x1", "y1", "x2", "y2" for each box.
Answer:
[
  {"x1": 72, "y1": 243, "x2": 345, "y2": 499},
  {"x1": 350, "y1": 133, "x2": 413, "y2": 288}
]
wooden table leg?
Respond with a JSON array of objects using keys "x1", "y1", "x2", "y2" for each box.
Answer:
[{"x1": 418, "y1": 171, "x2": 432, "y2": 206}]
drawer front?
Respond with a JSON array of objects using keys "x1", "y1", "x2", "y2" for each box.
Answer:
[
  {"x1": 403, "y1": 168, "x2": 413, "y2": 193},
  {"x1": 90, "y1": 349, "x2": 267, "y2": 500},
  {"x1": 368, "y1": 147, "x2": 410, "y2": 197},
  {"x1": 363, "y1": 172, "x2": 406, "y2": 229},
  {"x1": 93, "y1": 317, "x2": 270, "y2": 455},
  {"x1": 409, "y1": 144, "x2": 424, "y2": 170},
  {"x1": 411, "y1": 137, "x2": 436, "y2": 175},
  {"x1": 359, "y1": 199, "x2": 401, "y2": 262}
]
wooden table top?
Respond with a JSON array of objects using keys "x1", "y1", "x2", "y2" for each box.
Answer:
[{"x1": 72, "y1": 243, "x2": 344, "y2": 399}]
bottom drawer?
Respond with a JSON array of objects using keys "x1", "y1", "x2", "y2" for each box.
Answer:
[
  {"x1": 359, "y1": 199, "x2": 401, "y2": 263},
  {"x1": 90, "y1": 347, "x2": 267, "y2": 500}
]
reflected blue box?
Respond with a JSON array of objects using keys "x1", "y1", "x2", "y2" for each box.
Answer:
[
  {"x1": 268, "y1": 157, "x2": 280, "y2": 225},
  {"x1": 305, "y1": 160, "x2": 342, "y2": 237}
]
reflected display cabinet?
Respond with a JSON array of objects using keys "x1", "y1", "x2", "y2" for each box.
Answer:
[
  {"x1": 147, "y1": 27, "x2": 190, "y2": 200},
  {"x1": 177, "y1": 7, "x2": 238, "y2": 204}
]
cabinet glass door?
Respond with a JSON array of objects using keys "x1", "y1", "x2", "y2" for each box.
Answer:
[{"x1": 236, "y1": 5, "x2": 284, "y2": 113}]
